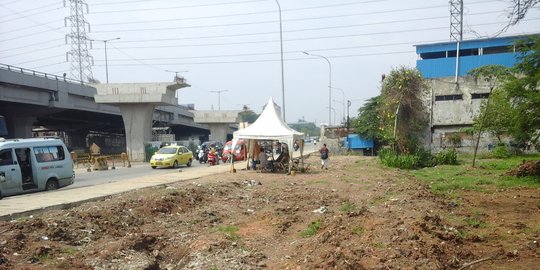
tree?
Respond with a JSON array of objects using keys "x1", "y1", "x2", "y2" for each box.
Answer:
[
  {"x1": 238, "y1": 106, "x2": 259, "y2": 123},
  {"x1": 503, "y1": 37, "x2": 540, "y2": 145},
  {"x1": 473, "y1": 88, "x2": 514, "y2": 142},
  {"x1": 499, "y1": 0, "x2": 539, "y2": 34},
  {"x1": 289, "y1": 122, "x2": 320, "y2": 137},
  {"x1": 379, "y1": 67, "x2": 429, "y2": 153},
  {"x1": 470, "y1": 37, "x2": 540, "y2": 148},
  {"x1": 353, "y1": 95, "x2": 384, "y2": 141},
  {"x1": 468, "y1": 65, "x2": 512, "y2": 167}
]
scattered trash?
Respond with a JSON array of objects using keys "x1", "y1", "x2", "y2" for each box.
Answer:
[
  {"x1": 246, "y1": 209, "x2": 255, "y2": 213},
  {"x1": 312, "y1": 206, "x2": 328, "y2": 214},
  {"x1": 40, "y1": 236, "x2": 49, "y2": 241},
  {"x1": 448, "y1": 202, "x2": 458, "y2": 208},
  {"x1": 243, "y1": 180, "x2": 261, "y2": 187}
]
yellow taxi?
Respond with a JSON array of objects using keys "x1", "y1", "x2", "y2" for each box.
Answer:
[{"x1": 150, "y1": 146, "x2": 193, "y2": 169}]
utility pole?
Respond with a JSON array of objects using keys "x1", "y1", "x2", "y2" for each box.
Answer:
[
  {"x1": 347, "y1": 100, "x2": 351, "y2": 151},
  {"x1": 90, "y1": 38, "x2": 120, "y2": 83},
  {"x1": 274, "y1": 0, "x2": 286, "y2": 122},
  {"x1": 210, "y1": 90, "x2": 228, "y2": 110},
  {"x1": 64, "y1": 0, "x2": 93, "y2": 82}
]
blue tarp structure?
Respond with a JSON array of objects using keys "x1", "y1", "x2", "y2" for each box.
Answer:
[{"x1": 343, "y1": 134, "x2": 374, "y2": 149}]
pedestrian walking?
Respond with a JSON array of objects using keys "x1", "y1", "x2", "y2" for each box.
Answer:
[{"x1": 319, "y1": 143, "x2": 329, "y2": 170}]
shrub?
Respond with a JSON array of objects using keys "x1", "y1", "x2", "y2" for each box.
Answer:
[
  {"x1": 415, "y1": 148, "x2": 438, "y2": 167},
  {"x1": 379, "y1": 148, "x2": 421, "y2": 169},
  {"x1": 436, "y1": 149, "x2": 458, "y2": 165},
  {"x1": 492, "y1": 144, "x2": 510, "y2": 158}
]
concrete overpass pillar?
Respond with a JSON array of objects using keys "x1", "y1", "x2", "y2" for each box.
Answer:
[
  {"x1": 119, "y1": 104, "x2": 155, "y2": 161},
  {"x1": 93, "y1": 80, "x2": 190, "y2": 161},
  {"x1": 11, "y1": 116, "x2": 36, "y2": 138},
  {"x1": 207, "y1": 123, "x2": 229, "y2": 143},
  {"x1": 192, "y1": 111, "x2": 241, "y2": 144}
]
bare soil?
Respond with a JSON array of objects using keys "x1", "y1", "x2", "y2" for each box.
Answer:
[{"x1": 0, "y1": 156, "x2": 539, "y2": 269}]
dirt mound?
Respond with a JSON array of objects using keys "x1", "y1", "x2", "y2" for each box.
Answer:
[
  {"x1": 506, "y1": 160, "x2": 540, "y2": 177},
  {"x1": 0, "y1": 156, "x2": 539, "y2": 269}
]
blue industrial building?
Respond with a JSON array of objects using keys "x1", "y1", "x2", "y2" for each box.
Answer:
[
  {"x1": 415, "y1": 35, "x2": 529, "y2": 78},
  {"x1": 413, "y1": 34, "x2": 537, "y2": 152}
]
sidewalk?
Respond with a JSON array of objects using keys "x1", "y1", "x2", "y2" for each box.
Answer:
[
  {"x1": 0, "y1": 147, "x2": 319, "y2": 221},
  {"x1": 0, "y1": 163, "x2": 232, "y2": 221}
]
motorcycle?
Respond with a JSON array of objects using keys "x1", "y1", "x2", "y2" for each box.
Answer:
[
  {"x1": 198, "y1": 147, "x2": 208, "y2": 164},
  {"x1": 207, "y1": 150, "x2": 219, "y2": 166}
]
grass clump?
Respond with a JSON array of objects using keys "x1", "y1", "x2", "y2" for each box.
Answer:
[
  {"x1": 464, "y1": 211, "x2": 487, "y2": 228},
  {"x1": 216, "y1": 225, "x2": 239, "y2": 240},
  {"x1": 300, "y1": 220, "x2": 321, "y2": 237},
  {"x1": 351, "y1": 226, "x2": 364, "y2": 235},
  {"x1": 339, "y1": 202, "x2": 356, "y2": 212}
]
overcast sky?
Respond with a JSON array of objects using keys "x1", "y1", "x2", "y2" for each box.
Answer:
[{"x1": 1, "y1": 0, "x2": 538, "y2": 125}]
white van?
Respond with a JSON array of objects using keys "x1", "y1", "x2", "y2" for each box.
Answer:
[{"x1": 0, "y1": 138, "x2": 74, "y2": 199}]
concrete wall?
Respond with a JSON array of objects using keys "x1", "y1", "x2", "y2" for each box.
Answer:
[{"x1": 427, "y1": 76, "x2": 499, "y2": 153}]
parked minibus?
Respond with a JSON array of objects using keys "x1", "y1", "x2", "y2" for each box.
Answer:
[{"x1": 0, "y1": 138, "x2": 74, "y2": 199}]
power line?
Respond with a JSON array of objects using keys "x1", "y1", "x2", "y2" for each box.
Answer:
[
  {"x1": 88, "y1": 0, "x2": 495, "y2": 28},
  {"x1": 88, "y1": 18, "x2": 539, "y2": 50},
  {"x1": 91, "y1": 0, "x2": 267, "y2": 13},
  {"x1": 12, "y1": 54, "x2": 65, "y2": 65},
  {"x1": 91, "y1": 8, "x2": 502, "y2": 32},
  {"x1": 94, "y1": 13, "x2": 450, "y2": 34},
  {"x1": 89, "y1": 0, "x2": 390, "y2": 14},
  {"x1": 29, "y1": 61, "x2": 65, "y2": 70},
  {"x1": 0, "y1": 27, "x2": 64, "y2": 42},
  {"x1": 95, "y1": 12, "x2": 501, "y2": 42},
  {"x1": 0, "y1": 6, "x2": 62, "y2": 24},
  {"x1": 0, "y1": 2, "x2": 58, "y2": 20},
  {"x1": 96, "y1": 39, "x2": 446, "y2": 62},
  {"x1": 0, "y1": 8, "x2": 503, "y2": 49},
  {"x1": 0, "y1": 38, "x2": 60, "y2": 53},
  {"x1": 1, "y1": 44, "x2": 65, "y2": 59},
  {"x1": 93, "y1": 50, "x2": 416, "y2": 67},
  {"x1": 1, "y1": 18, "x2": 63, "y2": 34}
]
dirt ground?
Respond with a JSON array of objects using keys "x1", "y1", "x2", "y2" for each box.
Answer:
[{"x1": 0, "y1": 155, "x2": 539, "y2": 269}]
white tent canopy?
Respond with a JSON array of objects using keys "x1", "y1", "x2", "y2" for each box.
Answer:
[{"x1": 233, "y1": 97, "x2": 305, "y2": 171}]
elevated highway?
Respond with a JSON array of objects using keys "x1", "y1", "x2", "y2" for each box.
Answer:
[{"x1": 0, "y1": 64, "x2": 210, "y2": 151}]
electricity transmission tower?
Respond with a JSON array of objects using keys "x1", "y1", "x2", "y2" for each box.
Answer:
[
  {"x1": 449, "y1": 0, "x2": 463, "y2": 42},
  {"x1": 449, "y1": 0, "x2": 463, "y2": 82},
  {"x1": 64, "y1": 0, "x2": 93, "y2": 82}
]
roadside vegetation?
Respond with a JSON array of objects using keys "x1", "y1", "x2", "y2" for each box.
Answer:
[
  {"x1": 413, "y1": 154, "x2": 540, "y2": 196},
  {"x1": 352, "y1": 36, "x2": 539, "y2": 174}
]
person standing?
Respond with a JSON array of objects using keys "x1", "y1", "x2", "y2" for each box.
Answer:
[{"x1": 319, "y1": 143, "x2": 329, "y2": 170}]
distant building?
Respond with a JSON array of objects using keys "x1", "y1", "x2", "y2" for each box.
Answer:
[{"x1": 415, "y1": 34, "x2": 536, "y2": 152}]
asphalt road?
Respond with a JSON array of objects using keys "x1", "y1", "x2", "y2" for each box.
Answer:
[
  {"x1": 68, "y1": 143, "x2": 318, "y2": 190},
  {"x1": 66, "y1": 159, "x2": 227, "y2": 190}
]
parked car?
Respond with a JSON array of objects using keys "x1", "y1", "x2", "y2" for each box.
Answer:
[
  {"x1": 0, "y1": 138, "x2": 75, "y2": 199},
  {"x1": 150, "y1": 145, "x2": 193, "y2": 169},
  {"x1": 222, "y1": 140, "x2": 247, "y2": 162}
]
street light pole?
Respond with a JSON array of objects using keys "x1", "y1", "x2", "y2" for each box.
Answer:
[
  {"x1": 325, "y1": 106, "x2": 336, "y2": 126},
  {"x1": 210, "y1": 90, "x2": 228, "y2": 110},
  {"x1": 332, "y1": 99, "x2": 344, "y2": 124},
  {"x1": 274, "y1": 0, "x2": 286, "y2": 122},
  {"x1": 91, "y1": 37, "x2": 120, "y2": 83},
  {"x1": 303, "y1": 51, "x2": 332, "y2": 126},
  {"x1": 331, "y1": 87, "x2": 346, "y2": 125},
  {"x1": 347, "y1": 100, "x2": 352, "y2": 151}
]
